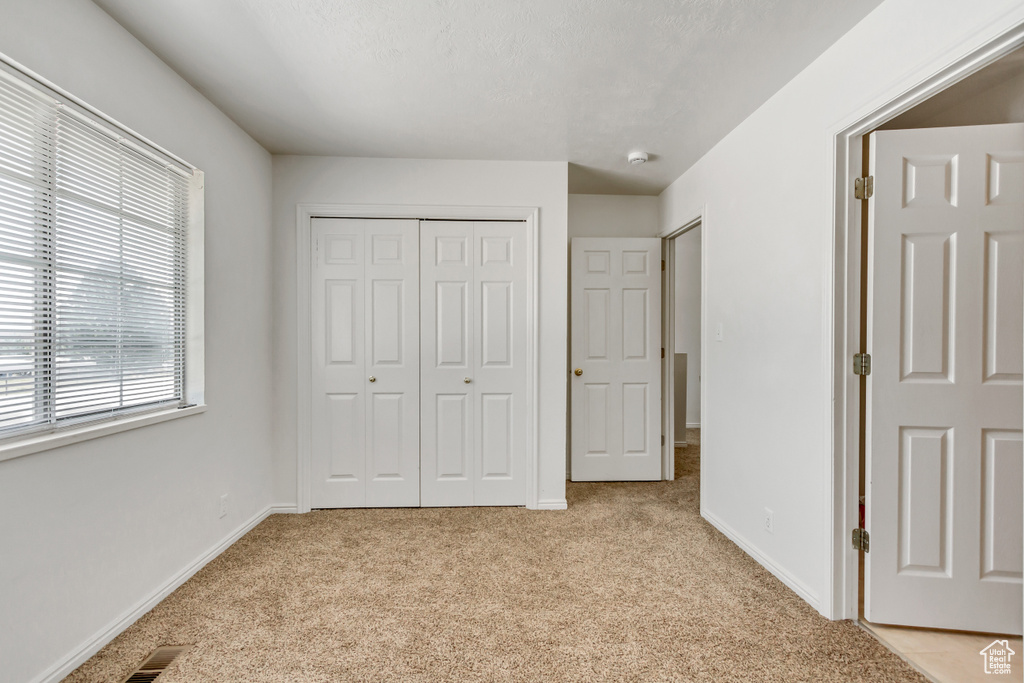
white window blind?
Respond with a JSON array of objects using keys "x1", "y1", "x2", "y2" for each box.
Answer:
[{"x1": 0, "y1": 67, "x2": 190, "y2": 439}]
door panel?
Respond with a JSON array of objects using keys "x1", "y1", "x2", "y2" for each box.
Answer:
[
  {"x1": 473, "y1": 222, "x2": 528, "y2": 504},
  {"x1": 896, "y1": 426, "x2": 951, "y2": 575},
  {"x1": 481, "y1": 282, "x2": 511, "y2": 366},
  {"x1": 327, "y1": 393, "x2": 361, "y2": 480},
  {"x1": 899, "y1": 233, "x2": 953, "y2": 381},
  {"x1": 436, "y1": 281, "x2": 468, "y2": 366},
  {"x1": 311, "y1": 218, "x2": 419, "y2": 508},
  {"x1": 421, "y1": 222, "x2": 475, "y2": 506},
  {"x1": 571, "y1": 238, "x2": 662, "y2": 481},
  {"x1": 435, "y1": 393, "x2": 470, "y2": 480},
  {"x1": 370, "y1": 280, "x2": 404, "y2": 365},
  {"x1": 981, "y1": 429, "x2": 1023, "y2": 580},
  {"x1": 326, "y1": 281, "x2": 358, "y2": 364},
  {"x1": 866, "y1": 123, "x2": 1024, "y2": 633},
  {"x1": 311, "y1": 225, "x2": 366, "y2": 507},
  {"x1": 984, "y1": 232, "x2": 1024, "y2": 382},
  {"x1": 368, "y1": 393, "x2": 403, "y2": 478},
  {"x1": 480, "y1": 393, "x2": 513, "y2": 478},
  {"x1": 363, "y1": 221, "x2": 420, "y2": 507},
  {"x1": 421, "y1": 221, "x2": 528, "y2": 506}
]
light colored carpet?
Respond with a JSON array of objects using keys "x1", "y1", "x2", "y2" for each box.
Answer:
[{"x1": 63, "y1": 430, "x2": 923, "y2": 682}]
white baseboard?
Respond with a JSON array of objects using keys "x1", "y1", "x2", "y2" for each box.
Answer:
[
  {"x1": 701, "y1": 507, "x2": 820, "y2": 612},
  {"x1": 33, "y1": 504, "x2": 279, "y2": 683},
  {"x1": 535, "y1": 499, "x2": 568, "y2": 510},
  {"x1": 674, "y1": 441, "x2": 687, "y2": 447},
  {"x1": 686, "y1": 422, "x2": 701, "y2": 429}
]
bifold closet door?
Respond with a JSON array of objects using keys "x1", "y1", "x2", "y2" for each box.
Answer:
[
  {"x1": 420, "y1": 221, "x2": 528, "y2": 506},
  {"x1": 310, "y1": 218, "x2": 420, "y2": 508}
]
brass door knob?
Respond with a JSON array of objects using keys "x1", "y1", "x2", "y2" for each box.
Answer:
[
  {"x1": 574, "y1": 368, "x2": 583, "y2": 376},
  {"x1": 368, "y1": 376, "x2": 376, "y2": 383},
  {"x1": 464, "y1": 377, "x2": 472, "y2": 384}
]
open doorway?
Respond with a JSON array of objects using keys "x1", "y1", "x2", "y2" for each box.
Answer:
[
  {"x1": 837, "y1": 37, "x2": 1024, "y2": 683},
  {"x1": 661, "y1": 216, "x2": 704, "y2": 484}
]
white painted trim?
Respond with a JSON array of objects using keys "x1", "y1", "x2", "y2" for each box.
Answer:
[
  {"x1": 662, "y1": 210, "x2": 707, "y2": 508},
  {"x1": 185, "y1": 169, "x2": 206, "y2": 408},
  {"x1": 686, "y1": 422, "x2": 701, "y2": 429},
  {"x1": 827, "y1": 17, "x2": 1024, "y2": 621},
  {"x1": 674, "y1": 441, "x2": 687, "y2": 447},
  {"x1": 0, "y1": 405, "x2": 206, "y2": 463},
  {"x1": 699, "y1": 207, "x2": 709, "y2": 522},
  {"x1": 661, "y1": 236, "x2": 675, "y2": 480},
  {"x1": 295, "y1": 203, "x2": 542, "y2": 512},
  {"x1": 536, "y1": 499, "x2": 568, "y2": 510},
  {"x1": 31, "y1": 503, "x2": 281, "y2": 683},
  {"x1": 703, "y1": 508, "x2": 821, "y2": 612}
]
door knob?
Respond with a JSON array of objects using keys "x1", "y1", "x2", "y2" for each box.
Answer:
[
  {"x1": 368, "y1": 376, "x2": 376, "y2": 383},
  {"x1": 574, "y1": 368, "x2": 583, "y2": 376},
  {"x1": 464, "y1": 377, "x2": 472, "y2": 384}
]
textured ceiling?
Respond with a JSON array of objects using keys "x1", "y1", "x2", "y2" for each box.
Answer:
[{"x1": 93, "y1": 0, "x2": 883, "y2": 194}]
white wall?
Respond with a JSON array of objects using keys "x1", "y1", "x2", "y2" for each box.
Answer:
[
  {"x1": 658, "y1": 0, "x2": 1024, "y2": 615},
  {"x1": 882, "y1": 47, "x2": 1024, "y2": 129},
  {"x1": 568, "y1": 194, "x2": 659, "y2": 238},
  {"x1": 674, "y1": 228, "x2": 701, "y2": 426},
  {"x1": 0, "y1": 2, "x2": 275, "y2": 682},
  {"x1": 271, "y1": 157, "x2": 568, "y2": 509}
]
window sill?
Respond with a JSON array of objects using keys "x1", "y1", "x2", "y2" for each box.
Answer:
[{"x1": 0, "y1": 404, "x2": 207, "y2": 463}]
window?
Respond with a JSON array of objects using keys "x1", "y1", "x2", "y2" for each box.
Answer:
[{"x1": 0, "y1": 64, "x2": 197, "y2": 442}]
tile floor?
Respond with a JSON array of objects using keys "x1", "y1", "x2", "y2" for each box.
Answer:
[{"x1": 860, "y1": 619, "x2": 1022, "y2": 683}]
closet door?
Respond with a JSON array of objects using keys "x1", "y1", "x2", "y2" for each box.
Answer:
[
  {"x1": 474, "y1": 222, "x2": 528, "y2": 504},
  {"x1": 310, "y1": 218, "x2": 420, "y2": 508},
  {"x1": 421, "y1": 221, "x2": 528, "y2": 506}
]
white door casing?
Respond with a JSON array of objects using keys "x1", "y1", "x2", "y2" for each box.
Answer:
[
  {"x1": 570, "y1": 238, "x2": 663, "y2": 481},
  {"x1": 310, "y1": 218, "x2": 420, "y2": 508},
  {"x1": 420, "y1": 221, "x2": 528, "y2": 506},
  {"x1": 866, "y1": 123, "x2": 1024, "y2": 633}
]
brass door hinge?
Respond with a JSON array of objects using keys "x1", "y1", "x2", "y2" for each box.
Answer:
[
  {"x1": 854, "y1": 353, "x2": 871, "y2": 376},
  {"x1": 852, "y1": 527, "x2": 870, "y2": 553},
  {"x1": 854, "y1": 176, "x2": 874, "y2": 200}
]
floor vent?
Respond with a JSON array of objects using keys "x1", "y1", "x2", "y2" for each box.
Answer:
[{"x1": 121, "y1": 645, "x2": 190, "y2": 683}]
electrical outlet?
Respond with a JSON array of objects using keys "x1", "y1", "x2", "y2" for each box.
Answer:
[
  {"x1": 219, "y1": 493, "x2": 229, "y2": 519},
  {"x1": 763, "y1": 508, "x2": 774, "y2": 534}
]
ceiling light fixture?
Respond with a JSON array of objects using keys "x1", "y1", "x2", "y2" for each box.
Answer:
[{"x1": 628, "y1": 150, "x2": 648, "y2": 165}]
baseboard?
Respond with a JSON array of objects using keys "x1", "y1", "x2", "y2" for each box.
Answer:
[
  {"x1": 535, "y1": 499, "x2": 568, "y2": 510},
  {"x1": 33, "y1": 504, "x2": 279, "y2": 683},
  {"x1": 686, "y1": 422, "x2": 701, "y2": 429},
  {"x1": 674, "y1": 441, "x2": 687, "y2": 447},
  {"x1": 268, "y1": 504, "x2": 299, "y2": 514},
  {"x1": 701, "y1": 507, "x2": 821, "y2": 612}
]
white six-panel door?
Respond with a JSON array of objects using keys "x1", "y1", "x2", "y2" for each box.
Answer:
[
  {"x1": 310, "y1": 218, "x2": 420, "y2": 508},
  {"x1": 420, "y1": 221, "x2": 528, "y2": 506},
  {"x1": 570, "y1": 238, "x2": 662, "y2": 481},
  {"x1": 866, "y1": 123, "x2": 1024, "y2": 633}
]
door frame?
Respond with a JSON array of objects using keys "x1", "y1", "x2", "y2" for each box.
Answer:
[
  {"x1": 295, "y1": 203, "x2": 541, "y2": 513},
  {"x1": 660, "y1": 212, "x2": 706, "y2": 484},
  {"x1": 829, "y1": 23, "x2": 1024, "y2": 621}
]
